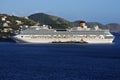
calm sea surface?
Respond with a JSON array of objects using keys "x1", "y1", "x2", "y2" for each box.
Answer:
[{"x1": 0, "y1": 33, "x2": 120, "y2": 80}]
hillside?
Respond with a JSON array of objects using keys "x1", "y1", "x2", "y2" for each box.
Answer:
[
  {"x1": 29, "y1": 13, "x2": 120, "y2": 32},
  {"x1": 74, "y1": 20, "x2": 120, "y2": 32},
  {"x1": 0, "y1": 14, "x2": 37, "y2": 38},
  {"x1": 106, "y1": 23, "x2": 120, "y2": 32},
  {"x1": 28, "y1": 13, "x2": 74, "y2": 29},
  {"x1": 0, "y1": 13, "x2": 120, "y2": 39}
]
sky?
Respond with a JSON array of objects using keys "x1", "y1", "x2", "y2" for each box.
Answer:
[{"x1": 0, "y1": 0, "x2": 120, "y2": 24}]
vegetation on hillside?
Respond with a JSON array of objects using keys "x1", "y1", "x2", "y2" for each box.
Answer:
[
  {"x1": 28, "y1": 13, "x2": 74, "y2": 29},
  {"x1": 0, "y1": 13, "x2": 120, "y2": 38},
  {"x1": 0, "y1": 14, "x2": 37, "y2": 38}
]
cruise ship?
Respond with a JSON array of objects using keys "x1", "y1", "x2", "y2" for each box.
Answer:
[{"x1": 12, "y1": 21, "x2": 114, "y2": 44}]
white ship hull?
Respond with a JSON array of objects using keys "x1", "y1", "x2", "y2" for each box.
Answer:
[{"x1": 13, "y1": 35, "x2": 114, "y2": 44}]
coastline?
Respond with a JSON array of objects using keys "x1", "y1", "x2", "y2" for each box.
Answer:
[{"x1": 0, "y1": 38, "x2": 15, "y2": 42}]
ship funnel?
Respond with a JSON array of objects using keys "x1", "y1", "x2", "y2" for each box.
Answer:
[{"x1": 80, "y1": 21, "x2": 86, "y2": 28}]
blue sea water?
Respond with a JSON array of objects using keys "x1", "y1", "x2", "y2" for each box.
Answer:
[{"x1": 0, "y1": 33, "x2": 120, "y2": 80}]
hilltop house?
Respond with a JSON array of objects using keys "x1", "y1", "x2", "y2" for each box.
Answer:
[
  {"x1": 2, "y1": 22, "x2": 12, "y2": 33},
  {"x1": 16, "y1": 20, "x2": 22, "y2": 25},
  {"x1": 1, "y1": 16, "x2": 7, "y2": 21}
]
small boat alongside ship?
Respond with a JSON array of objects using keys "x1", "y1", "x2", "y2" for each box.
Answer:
[{"x1": 12, "y1": 21, "x2": 115, "y2": 44}]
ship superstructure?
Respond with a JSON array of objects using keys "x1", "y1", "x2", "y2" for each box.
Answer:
[{"x1": 12, "y1": 22, "x2": 114, "y2": 44}]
